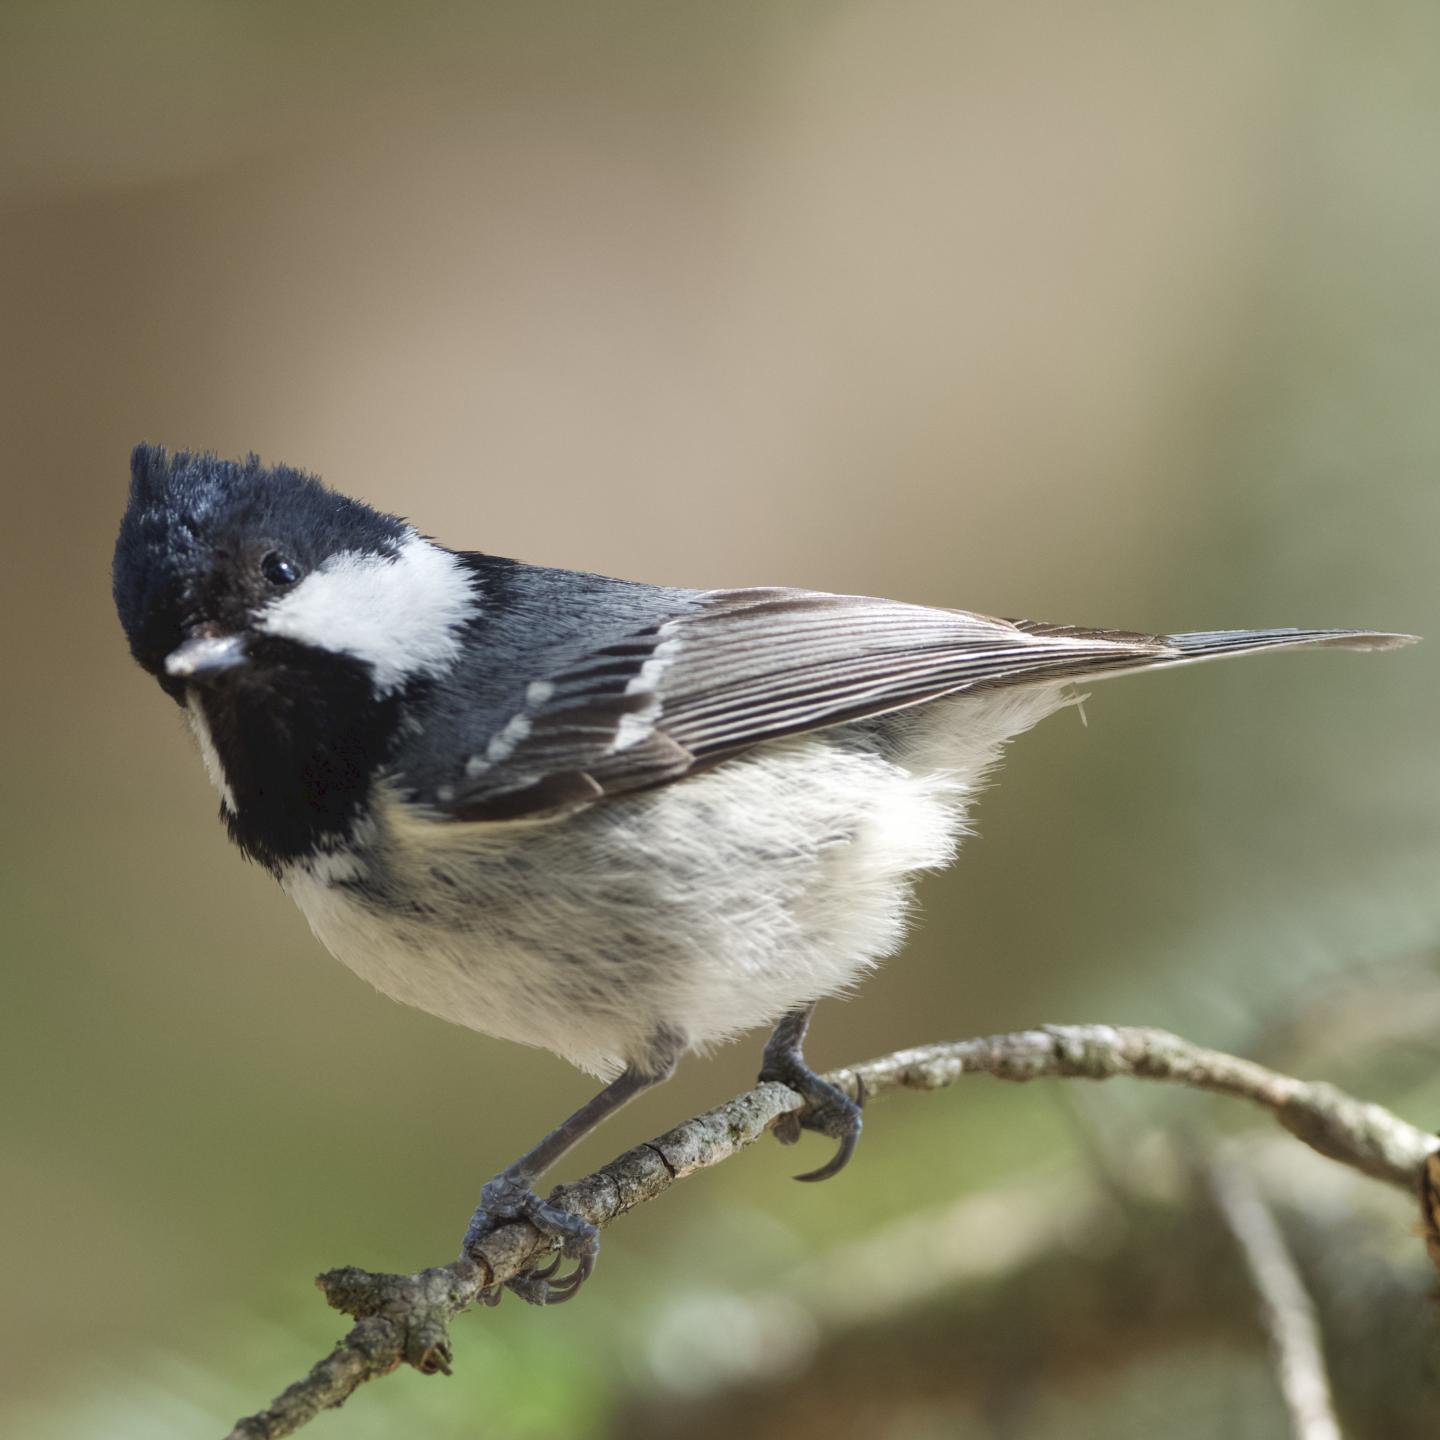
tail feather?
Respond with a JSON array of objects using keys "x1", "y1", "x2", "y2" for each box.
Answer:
[
  {"x1": 1160, "y1": 628, "x2": 1419, "y2": 664},
  {"x1": 1009, "y1": 621, "x2": 1417, "y2": 687}
]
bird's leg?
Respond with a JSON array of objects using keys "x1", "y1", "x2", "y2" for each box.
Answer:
[
  {"x1": 463, "y1": 1029, "x2": 681, "y2": 1305},
  {"x1": 758, "y1": 1001, "x2": 864, "y2": 1183}
]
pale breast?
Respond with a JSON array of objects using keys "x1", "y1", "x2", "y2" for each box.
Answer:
[{"x1": 279, "y1": 687, "x2": 1072, "y2": 1076}]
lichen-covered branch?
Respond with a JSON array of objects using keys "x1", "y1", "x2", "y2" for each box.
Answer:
[{"x1": 225, "y1": 1024, "x2": 1439, "y2": 1440}]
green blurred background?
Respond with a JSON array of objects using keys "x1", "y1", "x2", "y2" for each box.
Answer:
[{"x1": 3, "y1": 3, "x2": 1439, "y2": 1436}]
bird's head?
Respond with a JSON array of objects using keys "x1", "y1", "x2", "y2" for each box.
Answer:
[{"x1": 113, "y1": 445, "x2": 476, "y2": 706}]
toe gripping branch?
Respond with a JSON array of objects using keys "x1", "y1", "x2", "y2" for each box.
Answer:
[
  {"x1": 464, "y1": 1171, "x2": 600, "y2": 1307},
  {"x1": 759, "y1": 1005, "x2": 865, "y2": 1183},
  {"x1": 461, "y1": 1033, "x2": 683, "y2": 1306}
]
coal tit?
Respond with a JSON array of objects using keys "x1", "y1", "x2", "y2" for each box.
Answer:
[{"x1": 112, "y1": 444, "x2": 1414, "y2": 1303}]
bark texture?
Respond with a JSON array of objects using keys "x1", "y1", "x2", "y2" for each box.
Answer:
[{"x1": 226, "y1": 1024, "x2": 1440, "y2": 1440}]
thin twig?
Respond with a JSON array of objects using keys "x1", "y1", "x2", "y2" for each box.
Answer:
[
  {"x1": 1210, "y1": 1147, "x2": 1344, "y2": 1440},
  {"x1": 226, "y1": 1024, "x2": 1439, "y2": 1440}
]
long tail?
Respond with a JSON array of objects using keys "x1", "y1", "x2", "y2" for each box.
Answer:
[
  {"x1": 1005, "y1": 621, "x2": 1418, "y2": 689},
  {"x1": 1154, "y1": 627, "x2": 1418, "y2": 668}
]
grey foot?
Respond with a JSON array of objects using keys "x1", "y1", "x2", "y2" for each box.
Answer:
[
  {"x1": 463, "y1": 1171, "x2": 598, "y2": 1306},
  {"x1": 758, "y1": 1050, "x2": 865, "y2": 1183}
]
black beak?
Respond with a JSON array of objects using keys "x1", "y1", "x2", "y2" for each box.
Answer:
[{"x1": 165, "y1": 634, "x2": 249, "y2": 679}]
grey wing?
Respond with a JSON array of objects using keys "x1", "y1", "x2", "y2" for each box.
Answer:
[
  {"x1": 443, "y1": 588, "x2": 1413, "y2": 821},
  {"x1": 441, "y1": 589, "x2": 1146, "y2": 820}
]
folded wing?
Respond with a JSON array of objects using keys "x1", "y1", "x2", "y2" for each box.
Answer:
[{"x1": 442, "y1": 587, "x2": 1412, "y2": 821}]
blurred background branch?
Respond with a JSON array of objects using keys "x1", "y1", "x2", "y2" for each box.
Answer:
[
  {"x1": 228, "y1": 1024, "x2": 1440, "y2": 1439},
  {"x1": 1208, "y1": 1148, "x2": 1342, "y2": 1440}
]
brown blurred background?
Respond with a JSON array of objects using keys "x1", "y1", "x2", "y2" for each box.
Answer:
[{"x1": 3, "y1": 3, "x2": 1439, "y2": 1436}]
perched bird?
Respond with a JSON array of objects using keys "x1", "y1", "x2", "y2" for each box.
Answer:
[{"x1": 112, "y1": 445, "x2": 1414, "y2": 1303}]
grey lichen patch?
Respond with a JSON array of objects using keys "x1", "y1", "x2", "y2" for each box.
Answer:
[
  {"x1": 654, "y1": 1084, "x2": 798, "y2": 1179},
  {"x1": 1276, "y1": 1082, "x2": 1427, "y2": 1187}
]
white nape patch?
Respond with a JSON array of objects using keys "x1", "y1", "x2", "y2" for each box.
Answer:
[
  {"x1": 257, "y1": 531, "x2": 474, "y2": 693},
  {"x1": 185, "y1": 701, "x2": 234, "y2": 809},
  {"x1": 526, "y1": 680, "x2": 555, "y2": 706}
]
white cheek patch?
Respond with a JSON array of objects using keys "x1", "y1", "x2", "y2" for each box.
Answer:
[{"x1": 257, "y1": 532, "x2": 476, "y2": 692}]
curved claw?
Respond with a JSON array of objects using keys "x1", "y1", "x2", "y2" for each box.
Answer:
[
  {"x1": 528, "y1": 1250, "x2": 565, "y2": 1281},
  {"x1": 505, "y1": 1248, "x2": 595, "y2": 1305},
  {"x1": 463, "y1": 1171, "x2": 602, "y2": 1306},
  {"x1": 541, "y1": 1250, "x2": 596, "y2": 1303},
  {"x1": 792, "y1": 1074, "x2": 865, "y2": 1183}
]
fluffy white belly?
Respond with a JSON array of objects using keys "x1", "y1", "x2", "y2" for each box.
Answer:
[{"x1": 281, "y1": 686, "x2": 1070, "y2": 1077}]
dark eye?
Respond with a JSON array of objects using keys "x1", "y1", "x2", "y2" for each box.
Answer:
[{"x1": 260, "y1": 551, "x2": 302, "y2": 586}]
